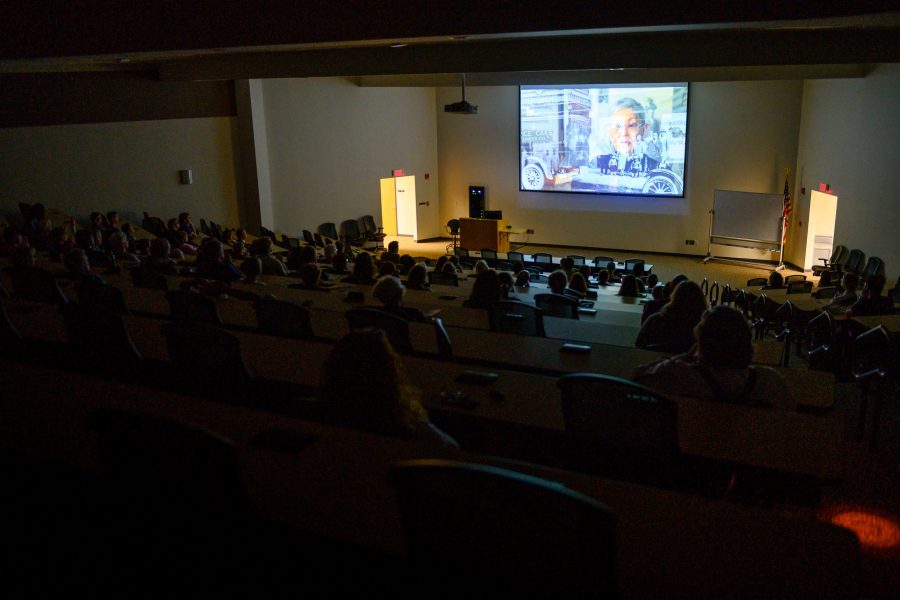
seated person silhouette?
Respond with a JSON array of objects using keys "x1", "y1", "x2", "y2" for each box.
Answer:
[{"x1": 634, "y1": 305, "x2": 795, "y2": 409}]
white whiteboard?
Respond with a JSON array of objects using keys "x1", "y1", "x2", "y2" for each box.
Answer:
[{"x1": 712, "y1": 190, "x2": 783, "y2": 245}]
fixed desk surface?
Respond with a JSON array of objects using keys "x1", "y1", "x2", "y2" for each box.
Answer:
[{"x1": 7, "y1": 301, "x2": 841, "y2": 480}]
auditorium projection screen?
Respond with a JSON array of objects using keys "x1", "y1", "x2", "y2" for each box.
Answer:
[{"x1": 520, "y1": 84, "x2": 689, "y2": 197}]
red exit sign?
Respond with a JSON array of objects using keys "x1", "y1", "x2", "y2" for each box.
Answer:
[{"x1": 392, "y1": 169, "x2": 404, "y2": 177}]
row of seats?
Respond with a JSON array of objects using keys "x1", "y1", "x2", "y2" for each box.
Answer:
[{"x1": 813, "y1": 245, "x2": 884, "y2": 284}]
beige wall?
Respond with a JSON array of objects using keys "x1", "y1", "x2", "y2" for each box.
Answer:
[
  {"x1": 0, "y1": 117, "x2": 241, "y2": 227},
  {"x1": 436, "y1": 81, "x2": 803, "y2": 255},
  {"x1": 791, "y1": 64, "x2": 899, "y2": 280},
  {"x1": 259, "y1": 77, "x2": 441, "y2": 239}
]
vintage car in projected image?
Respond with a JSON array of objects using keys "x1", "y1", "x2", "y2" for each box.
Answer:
[{"x1": 520, "y1": 159, "x2": 684, "y2": 195}]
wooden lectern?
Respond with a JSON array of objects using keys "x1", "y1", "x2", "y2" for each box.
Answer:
[{"x1": 460, "y1": 217, "x2": 510, "y2": 252}]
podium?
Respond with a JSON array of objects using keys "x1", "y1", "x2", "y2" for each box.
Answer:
[{"x1": 460, "y1": 217, "x2": 510, "y2": 252}]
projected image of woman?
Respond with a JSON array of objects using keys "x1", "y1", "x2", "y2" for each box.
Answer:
[{"x1": 595, "y1": 97, "x2": 659, "y2": 175}]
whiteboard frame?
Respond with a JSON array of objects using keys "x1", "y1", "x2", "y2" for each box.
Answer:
[{"x1": 704, "y1": 189, "x2": 786, "y2": 270}]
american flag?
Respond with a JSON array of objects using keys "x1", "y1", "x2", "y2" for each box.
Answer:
[{"x1": 782, "y1": 174, "x2": 792, "y2": 244}]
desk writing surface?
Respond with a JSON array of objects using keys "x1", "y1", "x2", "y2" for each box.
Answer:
[
  {"x1": 851, "y1": 313, "x2": 900, "y2": 332},
  {"x1": 0, "y1": 359, "x2": 859, "y2": 599},
  {"x1": 5, "y1": 304, "x2": 839, "y2": 479}
]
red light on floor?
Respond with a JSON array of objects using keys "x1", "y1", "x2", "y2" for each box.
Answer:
[{"x1": 829, "y1": 510, "x2": 900, "y2": 549}]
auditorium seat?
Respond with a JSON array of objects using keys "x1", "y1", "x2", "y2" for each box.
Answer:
[{"x1": 388, "y1": 459, "x2": 618, "y2": 598}]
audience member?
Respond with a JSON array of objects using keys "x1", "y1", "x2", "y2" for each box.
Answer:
[
  {"x1": 318, "y1": 330, "x2": 457, "y2": 446},
  {"x1": 762, "y1": 271, "x2": 784, "y2": 290},
  {"x1": 240, "y1": 257, "x2": 265, "y2": 285},
  {"x1": 379, "y1": 261, "x2": 398, "y2": 278},
  {"x1": 641, "y1": 284, "x2": 667, "y2": 323},
  {"x1": 372, "y1": 276, "x2": 427, "y2": 322},
  {"x1": 178, "y1": 212, "x2": 195, "y2": 234},
  {"x1": 618, "y1": 274, "x2": 641, "y2": 298},
  {"x1": 635, "y1": 280, "x2": 707, "y2": 352},
  {"x1": 849, "y1": 274, "x2": 893, "y2": 316},
  {"x1": 404, "y1": 263, "x2": 430, "y2": 291},
  {"x1": 474, "y1": 259, "x2": 489, "y2": 274},
  {"x1": 568, "y1": 272, "x2": 588, "y2": 296},
  {"x1": 60, "y1": 248, "x2": 105, "y2": 284},
  {"x1": 293, "y1": 263, "x2": 328, "y2": 291},
  {"x1": 342, "y1": 252, "x2": 377, "y2": 285},
  {"x1": 145, "y1": 238, "x2": 179, "y2": 274},
  {"x1": 548, "y1": 269, "x2": 568, "y2": 294},
  {"x1": 514, "y1": 270, "x2": 530, "y2": 288},
  {"x1": 107, "y1": 232, "x2": 141, "y2": 264},
  {"x1": 196, "y1": 239, "x2": 242, "y2": 282},
  {"x1": 173, "y1": 230, "x2": 199, "y2": 256},
  {"x1": 824, "y1": 272, "x2": 860, "y2": 314},
  {"x1": 498, "y1": 271, "x2": 515, "y2": 298},
  {"x1": 323, "y1": 244, "x2": 337, "y2": 264},
  {"x1": 634, "y1": 306, "x2": 795, "y2": 409},
  {"x1": 380, "y1": 240, "x2": 401, "y2": 265},
  {"x1": 596, "y1": 269, "x2": 610, "y2": 286},
  {"x1": 252, "y1": 237, "x2": 289, "y2": 276},
  {"x1": 464, "y1": 269, "x2": 501, "y2": 308}
]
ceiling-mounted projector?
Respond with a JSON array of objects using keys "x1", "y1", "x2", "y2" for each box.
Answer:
[{"x1": 445, "y1": 73, "x2": 477, "y2": 114}]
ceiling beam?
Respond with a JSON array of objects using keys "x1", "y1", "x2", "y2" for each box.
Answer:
[{"x1": 158, "y1": 27, "x2": 900, "y2": 82}]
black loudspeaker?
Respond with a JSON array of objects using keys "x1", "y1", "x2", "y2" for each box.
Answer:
[{"x1": 468, "y1": 186, "x2": 485, "y2": 218}]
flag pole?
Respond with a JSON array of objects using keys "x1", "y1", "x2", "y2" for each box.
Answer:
[{"x1": 777, "y1": 167, "x2": 789, "y2": 271}]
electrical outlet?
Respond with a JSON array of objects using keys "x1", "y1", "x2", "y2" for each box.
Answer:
[
  {"x1": 685, "y1": 239, "x2": 695, "y2": 245},
  {"x1": 526, "y1": 229, "x2": 534, "y2": 234}
]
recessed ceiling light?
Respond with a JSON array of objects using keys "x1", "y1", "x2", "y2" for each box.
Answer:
[
  {"x1": 450, "y1": 35, "x2": 469, "y2": 40},
  {"x1": 390, "y1": 43, "x2": 408, "y2": 48}
]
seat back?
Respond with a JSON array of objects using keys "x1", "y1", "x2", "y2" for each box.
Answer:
[
  {"x1": 345, "y1": 308, "x2": 413, "y2": 354},
  {"x1": 787, "y1": 280, "x2": 813, "y2": 294},
  {"x1": 624, "y1": 258, "x2": 645, "y2": 275},
  {"x1": 61, "y1": 302, "x2": 142, "y2": 370},
  {"x1": 830, "y1": 244, "x2": 848, "y2": 265},
  {"x1": 784, "y1": 274, "x2": 807, "y2": 285},
  {"x1": 507, "y1": 251, "x2": 525, "y2": 264},
  {"x1": 807, "y1": 310, "x2": 836, "y2": 371},
  {"x1": 199, "y1": 218, "x2": 210, "y2": 235},
  {"x1": 358, "y1": 216, "x2": 374, "y2": 236},
  {"x1": 861, "y1": 256, "x2": 883, "y2": 279},
  {"x1": 746, "y1": 277, "x2": 768, "y2": 287},
  {"x1": 91, "y1": 408, "x2": 246, "y2": 507},
  {"x1": 434, "y1": 317, "x2": 453, "y2": 360},
  {"x1": 534, "y1": 293, "x2": 579, "y2": 319},
  {"x1": 130, "y1": 266, "x2": 169, "y2": 291},
  {"x1": 162, "y1": 321, "x2": 252, "y2": 400},
  {"x1": 844, "y1": 249, "x2": 865, "y2": 274},
  {"x1": 77, "y1": 280, "x2": 129, "y2": 315},
  {"x1": 340, "y1": 219, "x2": 363, "y2": 244},
  {"x1": 89, "y1": 407, "x2": 256, "y2": 572},
  {"x1": 166, "y1": 290, "x2": 223, "y2": 326},
  {"x1": 428, "y1": 271, "x2": 459, "y2": 287},
  {"x1": 480, "y1": 248, "x2": 498, "y2": 262},
  {"x1": 532, "y1": 252, "x2": 553, "y2": 265},
  {"x1": 593, "y1": 256, "x2": 615, "y2": 267},
  {"x1": 302, "y1": 230, "x2": 316, "y2": 245},
  {"x1": 567, "y1": 255, "x2": 586, "y2": 266},
  {"x1": 255, "y1": 297, "x2": 314, "y2": 340},
  {"x1": 318, "y1": 222, "x2": 338, "y2": 241},
  {"x1": 10, "y1": 269, "x2": 68, "y2": 305},
  {"x1": 488, "y1": 301, "x2": 546, "y2": 336},
  {"x1": 388, "y1": 459, "x2": 617, "y2": 598},
  {"x1": 0, "y1": 296, "x2": 23, "y2": 348},
  {"x1": 558, "y1": 373, "x2": 679, "y2": 483}
]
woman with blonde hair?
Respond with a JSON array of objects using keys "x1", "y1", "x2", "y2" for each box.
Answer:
[{"x1": 319, "y1": 330, "x2": 457, "y2": 446}]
